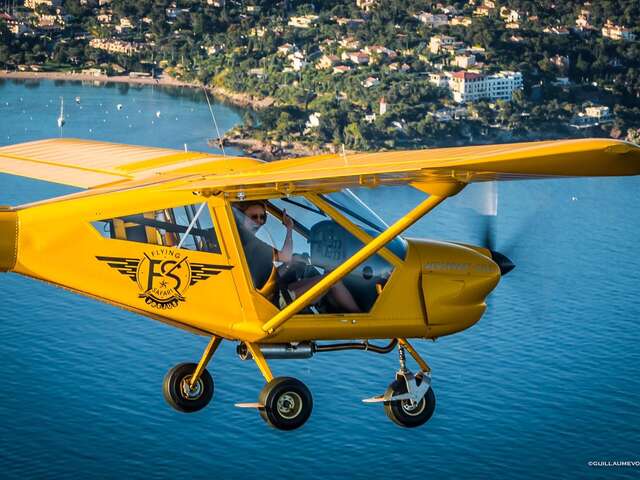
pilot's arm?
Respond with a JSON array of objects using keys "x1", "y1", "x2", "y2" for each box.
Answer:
[{"x1": 275, "y1": 210, "x2": 293, "y2": 263}]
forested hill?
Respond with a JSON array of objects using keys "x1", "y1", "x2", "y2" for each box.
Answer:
[{"x1": 1, "y1": 0, "x2": 639, "y2": 152}]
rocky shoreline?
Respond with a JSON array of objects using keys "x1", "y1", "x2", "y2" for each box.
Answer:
[{"x1": 210, "y1": 135, "x2": 328, "y2": 161}]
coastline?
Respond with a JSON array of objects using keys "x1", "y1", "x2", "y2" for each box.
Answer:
[
  {"x1": 0, "y1": 70, "x2": 275, "y2": 110},
  {"x1": 0, "y1": 70, "x2": 308, "y2": 158},
  {"x1": 217, "y1": 135, "x2": 329, "y2": 161}
]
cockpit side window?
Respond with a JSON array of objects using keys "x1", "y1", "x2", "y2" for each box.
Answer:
[{"x1": 92, "y1": 203, "x2": 221, "y2": 254}]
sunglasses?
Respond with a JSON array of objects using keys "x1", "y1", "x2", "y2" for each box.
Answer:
[{"x1": 249, "y1": 213, "x2": 267, "y2": 223}]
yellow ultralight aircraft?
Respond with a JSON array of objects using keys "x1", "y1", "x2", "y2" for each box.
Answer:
[{"x1": 1, "y1": 137, "x2": 639, "y2": 430}]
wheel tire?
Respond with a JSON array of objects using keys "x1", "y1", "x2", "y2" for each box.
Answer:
[
  {"x1": 383, "y1": 373, "x2": 436, "y2": 428},
  {"x1": 163, "y1": 362, "x2": 214, "y2": 413},
  {"x1": 259, "y1": 377, "x2": 313, "y2": 431}
]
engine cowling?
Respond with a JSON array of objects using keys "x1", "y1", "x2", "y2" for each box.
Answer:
[{"x1": 408, "y1": 239, "x2": 501, "y2": 338}]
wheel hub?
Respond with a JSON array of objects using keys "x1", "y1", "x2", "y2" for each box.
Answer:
[
  {"x1": 180, "y1": 376, "x2": 203, "y2": 400},
  {"x1": 276, "y1": 392, "x2": 303, "y2": 419},
  {"x1": 401, "y1": 398, "x2": 426, "y2": 416}
]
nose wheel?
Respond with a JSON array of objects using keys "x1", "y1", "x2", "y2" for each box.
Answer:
[
  {"x1": 384, "y1": 372, "x2": 436, "y2": 428},
  {"x1": 363, "y1": 338, "x2": 436, "y2": 428},
  {"x1": 258, "y1": 377, "x2": 313, "y2": 431}
]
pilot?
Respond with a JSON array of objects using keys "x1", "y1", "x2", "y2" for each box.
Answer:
[
  {"x1": 234, "y1": 200, "x2": 360, "y2": 313},
  {"x1": 235, "y1": 200, "x2": 292, "y2": 290}
]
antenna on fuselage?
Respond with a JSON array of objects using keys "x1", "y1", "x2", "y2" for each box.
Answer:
[{"x1": 202, "y1": 86, "x2": 226, "y2": 157}]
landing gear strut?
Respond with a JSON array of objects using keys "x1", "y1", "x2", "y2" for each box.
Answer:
[
  {"x1": 163, "y1": 336, "x2": 222, "y2": 413},
  {"x1": 364, "y1": 338, "x2": 436, "y2": 428},
  {"x1": 235, "y1": 342, "x2": 313, "y2": 431},
  {"x1": 165, "y1": 337, "x2": 432, "y2": 429}
]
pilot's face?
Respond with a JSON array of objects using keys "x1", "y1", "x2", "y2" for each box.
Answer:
[{"x1": 243, "y1": 205, "x2": 267, "y2": 233}]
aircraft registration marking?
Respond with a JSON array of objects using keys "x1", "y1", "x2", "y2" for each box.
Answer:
[{"x1": 424, "y1": 262, "x2": 493, "y2": 274}]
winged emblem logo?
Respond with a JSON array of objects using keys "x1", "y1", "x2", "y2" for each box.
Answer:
[{"x1": 97, "y1": 248, "x2": 232, "y2": 309}]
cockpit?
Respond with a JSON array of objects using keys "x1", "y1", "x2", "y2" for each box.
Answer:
[{"x1": 232, "y1": 190, "x2": 406, "y2": 314}]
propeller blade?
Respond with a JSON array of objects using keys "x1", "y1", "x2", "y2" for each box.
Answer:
[
  {"x1": 477, "y1": 182, "x2": 515, "y2": 275},
  {"x1": 478, "y1": 181, "x2": 498, "y2": 251},
  {"x1": 479, "y1": 181, "x2": 498, "y2": 217},
  {"x1": 481, "y1": 214, "x2": 497, "y2": 252}
]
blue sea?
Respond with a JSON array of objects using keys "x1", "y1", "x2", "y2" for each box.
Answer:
[{"x1": 1, "y1": 79, "x2": 639, "y2": 479}]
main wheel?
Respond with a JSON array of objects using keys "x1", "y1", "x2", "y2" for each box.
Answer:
[
  {"x1": 384, "y1": 373, "x2": 436, "y2": 428},
  {"x1": 259, "y1": 377, "x2": 313, "y2": 431},
  {"x1": 163, "y1": 362, "x2": 214, "y2": 413}
]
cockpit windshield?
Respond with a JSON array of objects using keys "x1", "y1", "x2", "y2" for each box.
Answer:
[
  {"x1": 319, "y1": 189, "x2": 407, "y2": 259},
  {"x1": 321, "y1": 190, "x2": 388, "y2": 233},
  {"x1": 232, "y1": 192, "x2": 407, "y2": 315}
]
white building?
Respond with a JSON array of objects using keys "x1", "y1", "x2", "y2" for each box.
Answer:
[
  {"x1": 585, "y1": 106, "x2": 611, "y2": 119},
  {"x1": 453, "y1": 54, "x2": 476, "y2": 68},
  {"x1": 429, "y1": 72, "x2": 449, "y2": 88},
  {"x1": 24, "y1": 0, "x2": 61, "y2": 9},
  {"x1": 364, "y1": 45, "x2": 397, "y2": 59},
  {"x1": 356, "y1": 0, "x2": 377, "y2": 11},
  {"x1": 288, "y1": 15, "x2": 318, "y2": 29},
  {"x1": 316, "y1": 55, "x2": 339, "y2": 70},
  {"x1": 602, "y1": 20, "x2": 636, "y2": 41},
  {"x1": 277, "y1": 43, "x2": 296, "y2": 55},
  {"x1": 12, "y1": 21, "x2": 31, "y2": 35},
  {"x1": 429, "y1": 34, "x2": 457, "y2": 54},
  {"x1": 450, "y1": 16, "x2": 472, "y2": 27},
  {"x1": 379, "y1": 97, "x2": 387, "y2": 115},
  {"x1": 485, "y1": 71, "x2": 523, "y2": 101},
  {"x1": 362, "y1": 76, "x2": 380, "y2": 88},
  {"x1": 415, "y1": 12, "x2": 449, "y2": 27},
  {"x1": 571, "y1": 106, "x2": 613, "y2": 128},
  {"x1": 291, "y1": 57, "x2": 307, "y2": 71},
  {"x1": 342, "y1": 51, "x2": 370, "y2": 64},
  {"x1": 447, "y1": 71, "x2": 523, "y2": 103},
  {"x1": 89, "y1": 38, "x2": 143, "y2": 56}
]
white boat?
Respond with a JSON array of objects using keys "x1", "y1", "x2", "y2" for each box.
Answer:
[
  {"x1": 75, "y1": 96, "x2": 80, "y2": 104},
  {"x1": 57, "y1": 97, "x2": 65, "y2": 129},
  {"x1": 117, "y1": 104, "x2": 123, "y2": 111},
  {"x1": 156, "y1": 111, "x2": 161, "y2": 118}
]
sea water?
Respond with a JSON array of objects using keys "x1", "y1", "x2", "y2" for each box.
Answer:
[{"x1": 0, "y1": 79, "x2": 639, "y2": 479}]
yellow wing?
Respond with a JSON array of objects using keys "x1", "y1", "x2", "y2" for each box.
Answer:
[
  {"x1": 0, "y1": 138, "x2": 239, "y2": 188},
  {"x1": 1, "y1": 138, "x2": 639, "y2": 196},
  {"x1": 175, "y1": 138, "x2": 640, "y2": 197}
]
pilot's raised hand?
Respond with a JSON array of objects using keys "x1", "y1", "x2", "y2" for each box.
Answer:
[
  {"x1": 277, "y1": 209, "x2": 294, "y2": 263},
  {"x1": 282, "y1": 209, "x2": 293, "y2": 231}
]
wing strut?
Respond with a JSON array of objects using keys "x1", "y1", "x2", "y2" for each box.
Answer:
[{"x1": 260, "y1": 181, "x2": 465, "y2": 337}]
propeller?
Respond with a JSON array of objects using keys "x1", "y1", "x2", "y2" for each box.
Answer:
[{"x1": 475, "y1": 182, "x2": 515, "y2": 276}]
